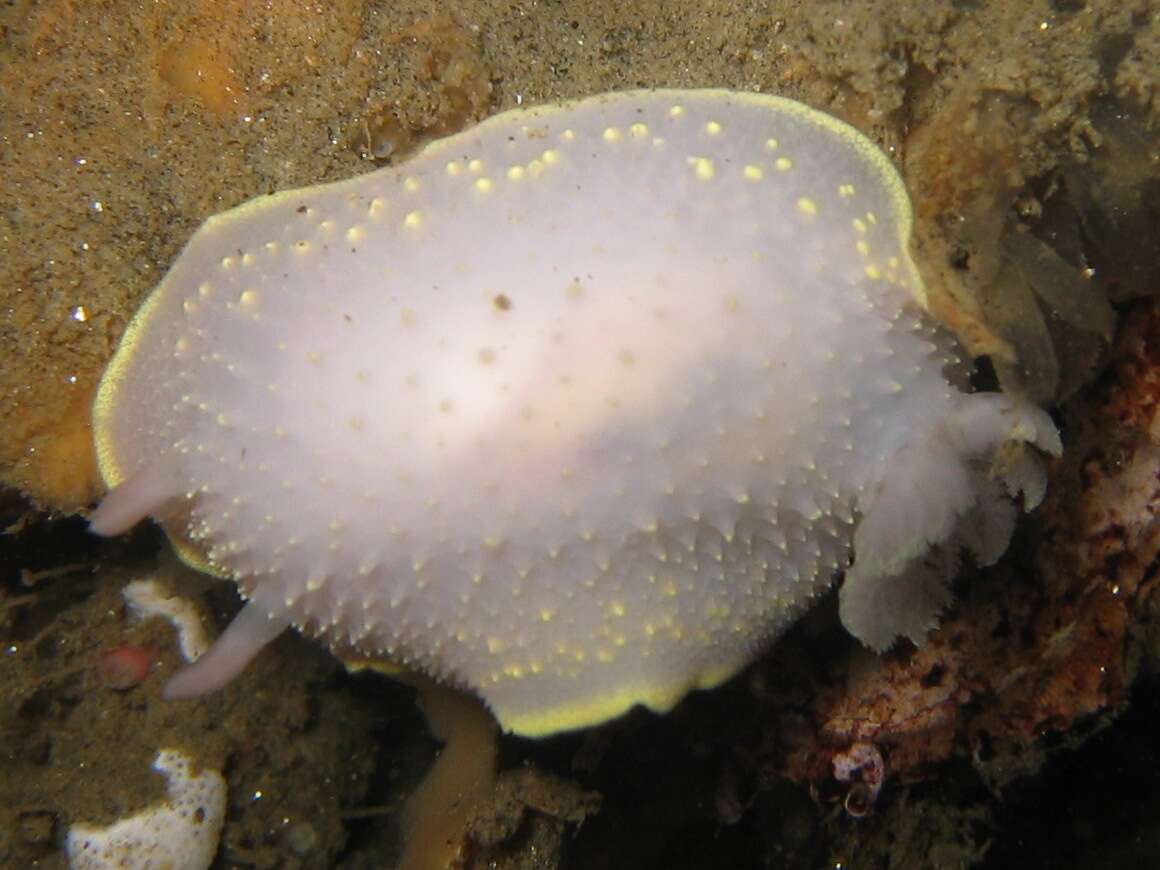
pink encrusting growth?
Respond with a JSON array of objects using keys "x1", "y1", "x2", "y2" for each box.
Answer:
[
  {"x1": 89, "y1": 89, "x2": 1060, "y2": 737},
  {"x1": 833, "y1": 741, "x2": 885, "y2": 817}
]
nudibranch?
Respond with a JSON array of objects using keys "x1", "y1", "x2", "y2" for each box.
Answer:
[{"x1": 90, "y1": 89, "x2": 1060, "y2": 737}]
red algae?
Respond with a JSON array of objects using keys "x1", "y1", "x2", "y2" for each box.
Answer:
[{"x1": 95, "y1": 643, "x2": 155, "y2": 691}]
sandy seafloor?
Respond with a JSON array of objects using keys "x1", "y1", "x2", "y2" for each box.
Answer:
[{"x1": 2, "y1": 0, "x2": 1160, "y2": 867}]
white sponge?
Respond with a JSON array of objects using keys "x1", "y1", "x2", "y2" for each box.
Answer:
[
  {"x1": 122, "y1": 579, "x2": 211, "y2": 663},
  {"x1": 65, "y1": 748, "x2": 226, "y2": 870}
]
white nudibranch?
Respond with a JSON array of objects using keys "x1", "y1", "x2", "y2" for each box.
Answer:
[{"x1": 89, "y1": 89, "x2": 1060, "y2": 737}]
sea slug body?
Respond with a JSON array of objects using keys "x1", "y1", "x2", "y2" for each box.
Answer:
[{"x1": 90, "y1": 89, "x2": 1060, "y2": 737}]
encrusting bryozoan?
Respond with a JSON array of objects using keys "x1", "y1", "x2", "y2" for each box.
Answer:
[{"x1": 89, "y1": 89, "x2": 1060, "y2": 737}]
